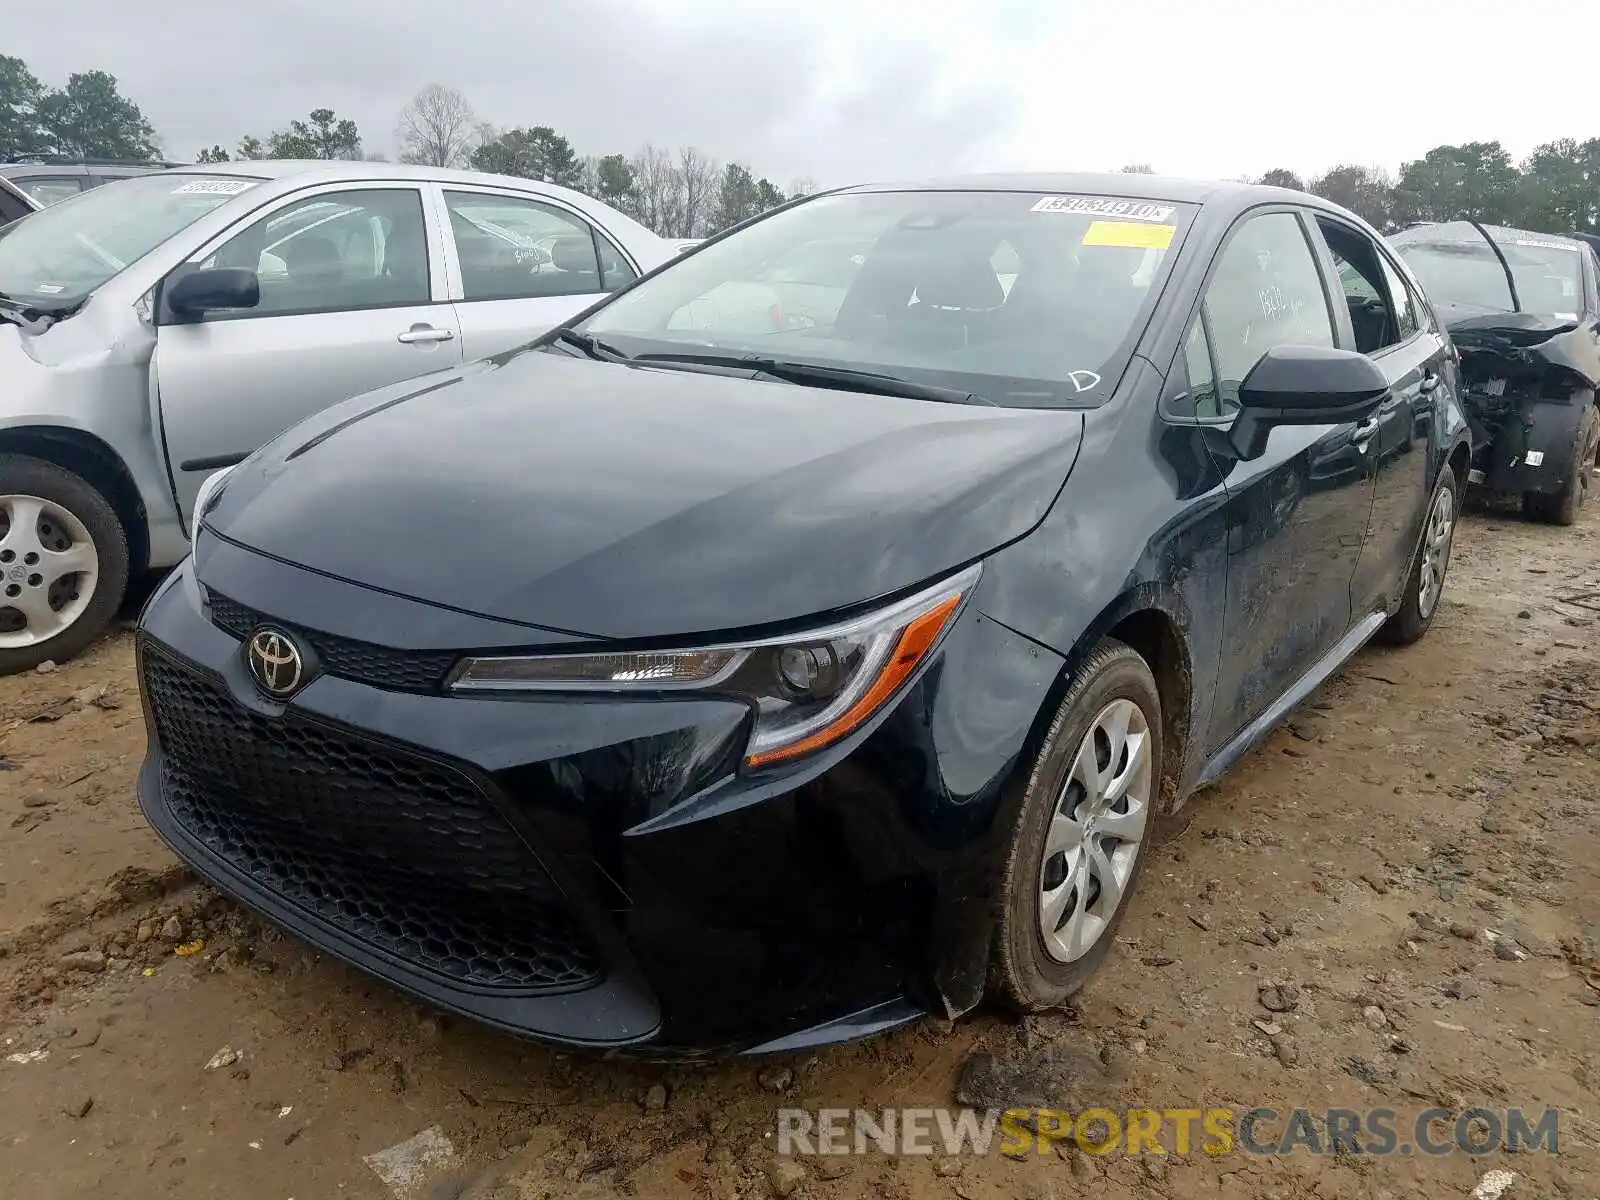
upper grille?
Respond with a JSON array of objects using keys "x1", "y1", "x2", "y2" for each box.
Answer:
[
  {"x1": 207, "y1": 592, "x2": 457, "y2": 693},
  {"x1": 143, "y1": 646, "x2": 602, "y2": 993}
]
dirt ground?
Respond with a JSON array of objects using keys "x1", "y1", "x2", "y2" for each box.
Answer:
[{"x1": 1, "y1": 498, "x2": 1597, "y2": 1200}]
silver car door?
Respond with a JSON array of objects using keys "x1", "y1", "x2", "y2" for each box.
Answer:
[
  {"x1": 151, "y1": 181, "x2": 463, "y2": 525},
  {"x1": 434, "y1": 185, "x2": 640, "y2": 361}
]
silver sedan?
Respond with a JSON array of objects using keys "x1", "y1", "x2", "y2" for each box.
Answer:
[{"x1": 0, "y1": 160, "x2": 677, "y2": 673}]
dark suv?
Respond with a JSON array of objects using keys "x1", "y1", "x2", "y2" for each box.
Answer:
[{"x1": 1, "y1": 157, "x2": 180, "y2": 206}]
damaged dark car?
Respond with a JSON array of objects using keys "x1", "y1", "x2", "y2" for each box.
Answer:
[{"x1": 1390, "y1": 221, "x2": 1600, "y2": 523}]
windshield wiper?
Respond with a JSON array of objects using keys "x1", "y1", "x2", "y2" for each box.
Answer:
[
  {"x1": 0, "y1": 293, "x2": 76, "y2": 334},
  {"x1": 631, "y1": 351, "x2": 993, "y2": 406},
  {"x1": 551, "y1": 328, "x2": 633, "y2": 363}
]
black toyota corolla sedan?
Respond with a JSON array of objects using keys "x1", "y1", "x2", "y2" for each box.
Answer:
[{"x1": 135, "y1": 174, "x2": 1472, "y2": 1057}]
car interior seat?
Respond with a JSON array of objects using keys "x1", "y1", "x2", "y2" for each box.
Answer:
[
  {"x1": 277, "y1": 234, "x2": 345, "y2": 308},
  {"x1": 547, "y1": 234, "x2": 601, "y2": 295},
  {"x1": 376, "y1": 208, "x2": 430, "y2": 302}
]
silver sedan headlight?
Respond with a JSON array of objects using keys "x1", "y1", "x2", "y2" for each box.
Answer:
[{"x1": 191, "y1": 465, "x2": 237, "y2": 534}]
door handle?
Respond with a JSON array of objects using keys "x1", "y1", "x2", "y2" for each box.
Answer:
[
  {"x1": 1418, "y1": 369, "x2": 1441, "y2": 393},
  {"x1": 1352, "y1": 415, "x2": 1381, "y2": 447},
  {"x1": 397, "y1": 325, "x2": 455, "y2": 344}
]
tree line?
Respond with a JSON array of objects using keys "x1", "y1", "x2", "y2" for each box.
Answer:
[
  {"x1": 195, "y1": 84, "x2": 814, "y2": 240},
  {"x1": 1250, "y1": 145, "x2": 1600, "y2": 235},
  {"x1": 9, "y1": 52, "x2": 1600, "y2": 239},
  {"x1": 0, "y1": 55, "x2": 160, "y2": 161}
]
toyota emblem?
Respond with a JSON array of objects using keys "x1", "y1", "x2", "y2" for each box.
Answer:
[{"x1": 247, "y1": 627, "x2": 306, "y2": 698}]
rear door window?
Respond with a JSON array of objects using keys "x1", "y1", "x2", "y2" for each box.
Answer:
[
  {"x1": 444, "y1": 191, "x2": 623, "y2": 300},
  {"x1": 16, "y1": 176, "x2": 84, "y2": 206}
]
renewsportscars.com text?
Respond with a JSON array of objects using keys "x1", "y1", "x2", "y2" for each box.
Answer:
[{"x1": 776, "y1": 1106, "x2": 1561, "y2": 1158}]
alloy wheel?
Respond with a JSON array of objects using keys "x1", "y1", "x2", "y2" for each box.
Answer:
[
  {"x1": 0, "y1": 494, "x2": 100, "y2": 650},
  {"x1": 1417, "y1": 482, "x2": 1455, "y2": 622},
  {"x1": 1037, "y1": 697, "x2": 1153, "y2": 963}
]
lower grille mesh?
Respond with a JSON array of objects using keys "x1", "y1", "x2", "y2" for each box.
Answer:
[{"x1": 143, "y1": 646, "x2": 602, "y2": 993}]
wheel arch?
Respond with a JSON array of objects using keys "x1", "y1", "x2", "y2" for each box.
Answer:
[
  {"x1": 1014, "y1": 588, "x2": 1198, "y2": 817},
  {"x1": 1446, "y1": 435, "x2": 1471, "y2": 488},
  {"x1": 0, "y1": 426, "x2": 150, "y2": 576}
]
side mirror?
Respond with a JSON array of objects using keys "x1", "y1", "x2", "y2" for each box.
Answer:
[
  {"x1": 1229, "y1": 345, "x2": 1389, "y2": 460},
  {"x1": 166, "y1": 267, "x2": 260, "y2": 318}
]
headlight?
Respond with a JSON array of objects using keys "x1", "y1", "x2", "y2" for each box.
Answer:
[
  {"x1": 451, "y1": 564, "x2": 980, "y2": 769},
  {"x1": 191, "y1": 465, "x2": 237, "y2": 532}
]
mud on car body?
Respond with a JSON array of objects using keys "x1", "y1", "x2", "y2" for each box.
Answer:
[
  {"x1": 135, "y1": 174, "x2": 1473, "y2": 1056},
  {"x1": 1390, "y1": 221, "x2": 1600, "y2": 524}
]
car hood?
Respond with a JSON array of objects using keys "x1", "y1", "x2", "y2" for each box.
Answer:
[
  {"x1": 1436, "y1": 303, "x2": 1578, "y2": 342},
  {"x1": 206, "y1": 349, "x2": 1085, "y2": 642}
]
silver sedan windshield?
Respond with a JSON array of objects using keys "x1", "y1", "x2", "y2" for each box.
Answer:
[{"x1": 0, "y1": 174, "x2": 258, "y2": 305}]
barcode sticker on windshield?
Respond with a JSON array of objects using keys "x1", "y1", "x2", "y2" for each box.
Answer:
[
  {"x1": 1512, "y1": 238, "x2": 1578, "y2": 251},
  {"x1": 1032, "y1": 196, "x2": 1175, "y2": 222},
  {"x1": 172, "y1": 179, "x2": 254, "y2": 196},
  {"x1": 34, "y1": 283, "x2": 65, "y2": 294}
]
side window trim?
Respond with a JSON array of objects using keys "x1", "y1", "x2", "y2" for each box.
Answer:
[
  {"x1": 591, "y1": 225, "x2": 638, "y2": 291},
  {"x1": 1375, "y1": 246, "x2": 1425, "y2": 345},
  {"x1": 1299, "y1": 211, "x2": 1360, "y2": 353},
  {"x1": 1160, "y1": 306, "x2": 1229, "y2": 425},
  {"x1": 170, "y1": 183, "x2": 438, "y2": 323},
  {"x1": 1193, "y1": 304, "x2": 1227, "y2": 423}
]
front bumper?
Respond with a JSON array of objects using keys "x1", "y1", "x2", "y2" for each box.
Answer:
[
  {"x1": 134, "y1": 537, "x2": 1061, "y2": 1055},
  {"x1": 1463, "y1": 388, "x2": 1591, "y2": 497}
]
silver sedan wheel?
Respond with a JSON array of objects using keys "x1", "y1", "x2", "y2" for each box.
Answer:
[
  {"x1": 1038, "y1": 697, "x2": 1153, "y2": 963},
  {"x1": 1417, "y1": 483, "x2": 1455, "y2": 622},
  {"x1": 0, "y1": 494, "x2": 100, "y2": 650}
]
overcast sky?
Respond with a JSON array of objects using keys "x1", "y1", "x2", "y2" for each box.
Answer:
[{"x1": 13, "y1": 0, "x2": 1598, "y2": 186}]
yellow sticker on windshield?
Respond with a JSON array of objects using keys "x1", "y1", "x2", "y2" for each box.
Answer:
[{"x1": 1081, "y1": 220, "x2": 1176, "y2": 249}]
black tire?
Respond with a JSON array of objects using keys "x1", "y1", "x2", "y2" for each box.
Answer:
[
  {"x1": 0, "y1": 454, "x2": 129, "y2": 676},
  {"x1": 989, "y1": 638, "x2": 1163, "y2": 1012},
  {"x1": 1377, "y1": 464, "x2": 1461, "y2": 647},
  {"x1": 1523, "y1": 402, "x2": 1599, "y2": 527}
]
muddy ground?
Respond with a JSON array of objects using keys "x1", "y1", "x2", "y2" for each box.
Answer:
[{"x1": 1, "y1": 498, "x2": 1597, "y2": 1200}]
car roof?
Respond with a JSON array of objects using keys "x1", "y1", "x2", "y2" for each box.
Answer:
[
  {"x1": 837, "y1": 171, "x2": 1313, "y2": 210},
  {"x1": 1391, "y1": 220, "x2": 1587, "y2": 251},
  {"x1": 165, "y1": 159, "x2": 617, "y2": 217},
  {"x1": 0, "y1": 160, "x2": 180, "y2": 176}
]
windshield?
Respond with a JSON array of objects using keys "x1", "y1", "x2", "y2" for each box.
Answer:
[
  {"x1": 0, "y1": 173, "x2": 258, "y2": 306},
  {"x1": 1394, "y1": 230, "x2": 1586, "y2": 320},
  {"x1": 578, "y1": 190, "x2": 1195, "y2": 406}
]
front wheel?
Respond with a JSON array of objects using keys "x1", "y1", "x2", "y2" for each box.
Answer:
[
  {"x1": 1377, "y1": 464, "x2": 1460, "y2": 647},
  {"x1": 989, "y1": 639, "x2": 1163, "y2": 1011},
  {"x1": 1523, "y1": 402, "x2": 1599, "y2": 527},
  {"x1": 0, "y1": 455, "x2": 129, "y2": 675}
]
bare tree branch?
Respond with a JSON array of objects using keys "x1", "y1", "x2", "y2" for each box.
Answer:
[
  {"x1": 396, "y1": 84, "x2": 478, "y2": 168},
  {"x1": 677, "y1": 146, "x2": 719, "y2": 237},
  {"x1": 629, "y1": 144, "x2": 684, "y2": 236}
]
